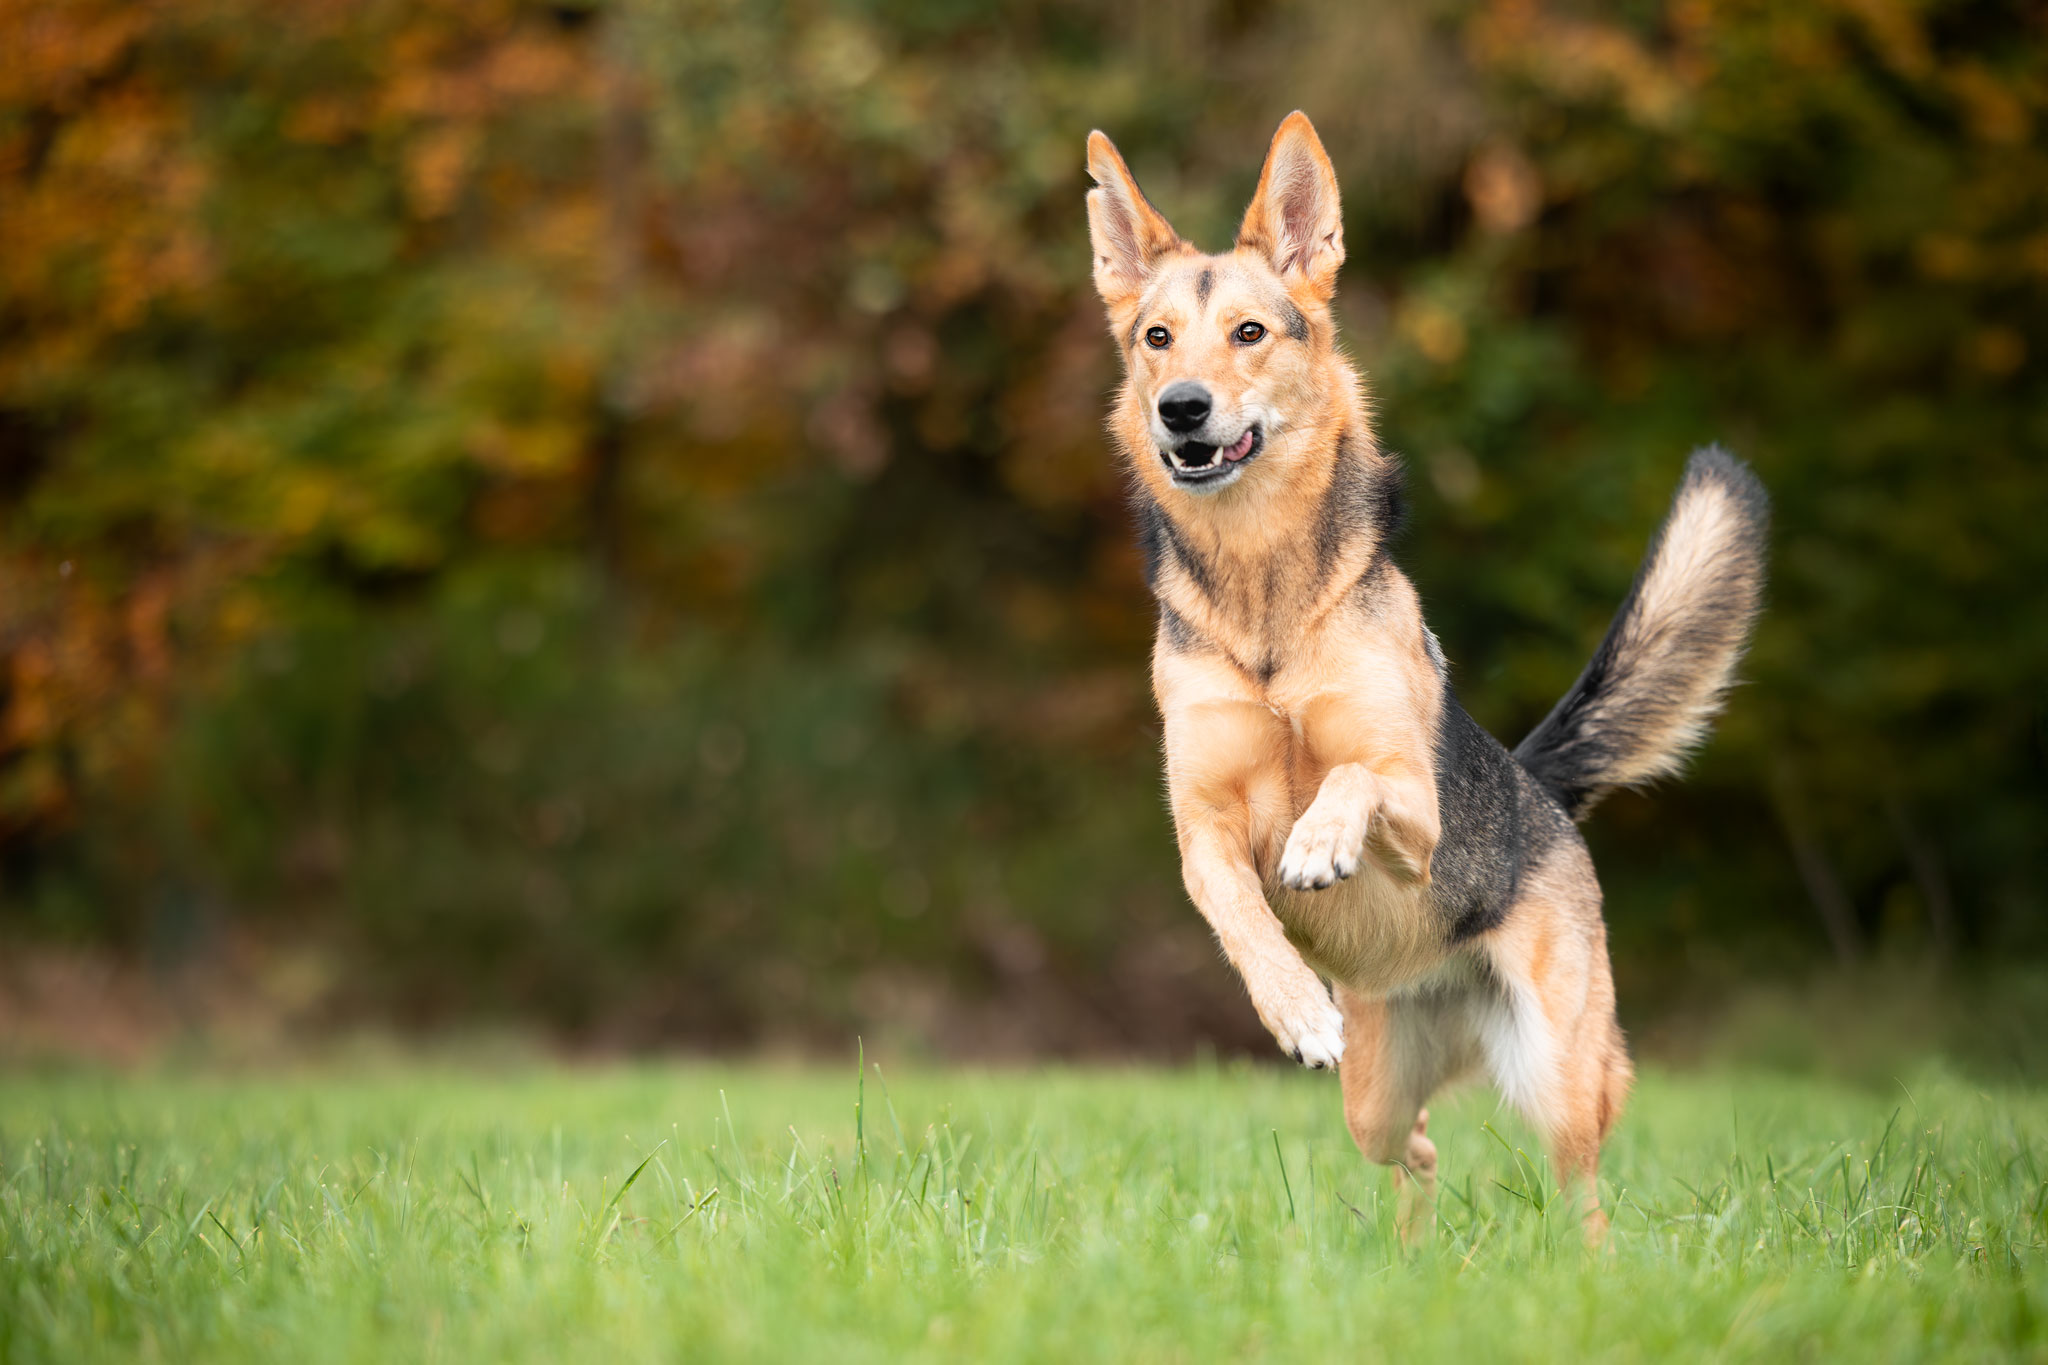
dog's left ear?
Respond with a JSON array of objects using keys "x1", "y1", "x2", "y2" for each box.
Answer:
[{"x1": 1237, "y1": 112, "x2": 1344, "y2": 301}]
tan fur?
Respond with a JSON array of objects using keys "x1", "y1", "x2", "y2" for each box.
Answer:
[
  {"x1": 1480, "y1": 839, "x2": 1634, "y2": 1235},
  {"x1": 1335, "y1": 987, "x2": 1453, "y2": 1239},
  {"x1": 1089, "y1": 112, "x2": 1647, "y2": 1242}
]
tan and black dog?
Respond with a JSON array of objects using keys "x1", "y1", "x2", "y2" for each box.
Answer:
[{"x1": 1085, "y1": 112, "x2": 1768, "y2": 1236}]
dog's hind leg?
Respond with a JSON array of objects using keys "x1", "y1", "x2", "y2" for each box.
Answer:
[
  {"x1": 1484, "y1": 846, "x2": 1631, "y2": 1245},
  {"x1": 1535, "y1": 979, "x2": 1632, "y2": 1246},
  {"x1": 1336, "y1": 984, "x2": 1473, "y2": 1242}
]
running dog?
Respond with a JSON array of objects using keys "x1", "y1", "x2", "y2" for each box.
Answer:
[{"x1": 1084, "y1": 112, "x2": 1768, "y2": 1237}]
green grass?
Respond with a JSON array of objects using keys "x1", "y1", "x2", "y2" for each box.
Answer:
[{"x1": 2, "y1": 1058, "x2": 2043, "y2": 1362}]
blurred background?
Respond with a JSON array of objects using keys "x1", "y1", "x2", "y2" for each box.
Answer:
[{"x1": 1, "y1": 0, "x2": 2043, "y2": 1068}]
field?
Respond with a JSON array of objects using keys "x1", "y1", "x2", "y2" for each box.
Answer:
[{"x1": 2, "y1": 1059, "x2": 2043, "y2": 1363}]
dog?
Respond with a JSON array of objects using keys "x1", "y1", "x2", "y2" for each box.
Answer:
[{"x1": 1084, "y1": 111, "x2": 1768, "y2": 1238}]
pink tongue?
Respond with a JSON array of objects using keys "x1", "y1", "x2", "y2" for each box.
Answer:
[{"x1": 1222, "y1": 430, "x2": 1256, "y2": 462}]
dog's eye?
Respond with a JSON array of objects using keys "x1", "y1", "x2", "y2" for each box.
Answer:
[
  {"x1": 1235, "y1": 321, "x2": 1267, "y2": 345},
  {"x1": 1144, "y1": 326, "x2": 1172, "y2": 349}
]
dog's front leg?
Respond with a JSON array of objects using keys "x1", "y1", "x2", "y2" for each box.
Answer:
[
  {"x1": 1279, "y1": 763, "x2": 1439, "y2": 891},
  {"x1": 1180, "y1": 812, "x2": 1345, "y2": 1068}
]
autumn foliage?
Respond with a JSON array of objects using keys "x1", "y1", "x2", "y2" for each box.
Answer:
[{"x1": 1, "y1": 0, "x2": 2042, "y2": 1047}]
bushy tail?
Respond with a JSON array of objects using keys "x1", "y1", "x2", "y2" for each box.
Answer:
[{"x1": 1514, "y1": 447, "x2": 1769, "y2": 820}]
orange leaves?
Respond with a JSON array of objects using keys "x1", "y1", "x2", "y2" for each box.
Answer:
[
  {"x1": 1468, "y1": 0, "x2": 1689, "y2": 127},
  {"x1": 0, "y1": 79, "x2": 212, "y2": 382},
  {"x1": 0, "y1": 0, "x2": 625, "y2": 833},
  {"x1": 403, "y1": 124, "x2": 480, "y2": 218},
  {"x1": 1463, "y1": 142, "x2": 1542, "y2": 237},
  {"x1": 0, "y1": 557, "x2": 186, "y2": 836},
  {"x1": 0, "y1": 0, "x2": 146, "y2": 109}
]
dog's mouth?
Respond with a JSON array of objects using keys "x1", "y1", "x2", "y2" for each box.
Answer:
[{"x1": 1160, "y1": 424, "x2": 1263, "y2": 489}]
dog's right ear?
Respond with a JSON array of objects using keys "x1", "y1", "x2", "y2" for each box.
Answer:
[{"x1": 1086, "y1": 131, "x2": 1184, "y2": 309}]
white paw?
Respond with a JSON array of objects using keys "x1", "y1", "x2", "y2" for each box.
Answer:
[
  {"x1": 1278, "y1": 801, "x2": 1370, "y2": 892},
  {"x1": 1266, "y1": 990, "x2": 1345, "y2": 1070}
]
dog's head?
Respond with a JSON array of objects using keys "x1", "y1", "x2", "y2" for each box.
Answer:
[{"x1": 1086, "y1": 112, "x2": 1350, "y2": 499}]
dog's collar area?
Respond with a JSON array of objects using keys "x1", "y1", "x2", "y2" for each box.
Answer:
[{"x1": 1160, "y1": 425, "x2": 1263, "y2": 488}]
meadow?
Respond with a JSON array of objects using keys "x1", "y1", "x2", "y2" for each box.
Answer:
[{"x1": 1, "y1": 1058, "x2": 2043, "y2": 1363}]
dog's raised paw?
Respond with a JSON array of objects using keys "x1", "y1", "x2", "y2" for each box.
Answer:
[{"x1": 1278, "y1": 804, "x2": 1369, "y2": 892}]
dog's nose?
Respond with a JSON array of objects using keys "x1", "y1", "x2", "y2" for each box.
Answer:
[{"x1": 1157, "y1": 383, "x2": 1212, "y2": 435}]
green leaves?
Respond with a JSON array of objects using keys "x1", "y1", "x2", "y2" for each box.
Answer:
[{"x1": 2, "y1": 0, "x2": 2042, "y2": 1023}]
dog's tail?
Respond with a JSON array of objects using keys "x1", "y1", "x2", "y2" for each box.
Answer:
[{"x1": 1514, "y1": 447, "x2": 1769, "y2": 821}]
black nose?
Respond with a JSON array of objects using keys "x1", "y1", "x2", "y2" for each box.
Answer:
[{"x1": 1157, "y1": 382, "x2": 1212, "y2": 435}]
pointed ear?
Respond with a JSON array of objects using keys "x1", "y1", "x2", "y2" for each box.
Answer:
[
  {"x1": 1086, "y1": 130, "x2": 1185, "y2": 308},
  {"x1": 1236, "y1": 112, "x2": 1344, "y2": 300}
]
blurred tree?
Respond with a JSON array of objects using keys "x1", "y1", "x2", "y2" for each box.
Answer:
[
  {"x1": 0, "y1": 0, "x2": 2040, "y2": 1047},
  {"x1": 1423, "y1": 0, "x2": 2048, "y2": 970}
]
